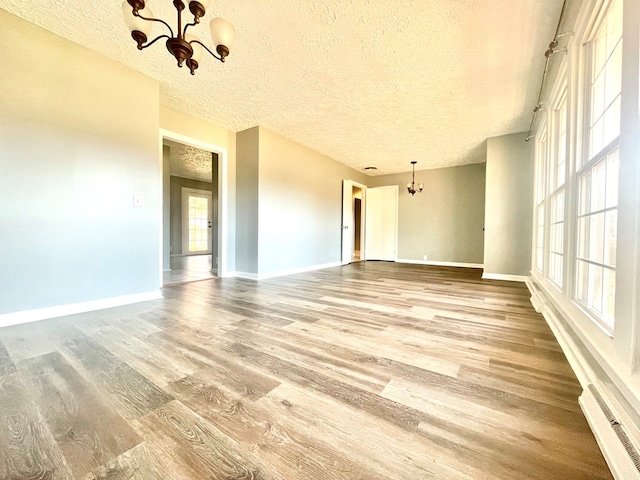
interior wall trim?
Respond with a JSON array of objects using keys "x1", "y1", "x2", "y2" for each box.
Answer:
[
  {"x1": 581, "y1": 386, "x2": 640, "y2": 480},
  {"x1": 526, "y1": 278, "x2": 640, "y2": 480},
  {"x1": 234, "y1": 261, "x2": 342, "y2": 281},
  {"x1": 481, "y1": 272, "x2": 529, "y2": 282},
  {"x1": 233, "y1": 271, "x2": 259, "y2": 281},
  {"x1": 0, "y1": 290, "x2": 163, "y2": 329},
  {"x1": 397, "y1": 259, "x2": 484, "y2": 269}
]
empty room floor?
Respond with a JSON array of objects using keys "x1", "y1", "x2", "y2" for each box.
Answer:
[
  {"x1": 0, "y1": 262, "x2": 612, "y2": 479},
  {"x1": 163, "y1": 254, "x2": 215, "y2": 286}
]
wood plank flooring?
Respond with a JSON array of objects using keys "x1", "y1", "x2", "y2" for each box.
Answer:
[{"x1": 0, "y1": 262, "x2": 613, "y2": 479}]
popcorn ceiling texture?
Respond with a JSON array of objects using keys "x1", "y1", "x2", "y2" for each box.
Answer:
[
  {"x1": 164, "y1": 140, "x2": 213, "y2": 183},
  {"x1": 0, "y1": 0, "x2": 562, "y2": 175}
]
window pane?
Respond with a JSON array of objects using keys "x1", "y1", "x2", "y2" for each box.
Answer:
[
  {"x1": 603, "y1": 267, "x2": 616, "y2": 328},
  {"x1": 603, "y1": 96, "x2": 621, "y2": 148},
  {"x1": 591, "y1": 72, "x2": 605, "y2": 122},
  {"x1": 576, "y1": 260, "x2": 589, "y2": 303},
  {"x1": 579, "y1": 172, "x2": 591, "y2": 215},
  {"x1": 605, "y1": 45, "x2": 622, "y2": 106},
  {"x1": 590, "y1": 118, "x2": 604, "y2": 158},
  {"x1": 593, "y1": 36, "x2": 607, "y2": 79},
  {"x1": 607, "y1": 0, "x2": 623, "y2": 56},
  {"x1": 588, "y1": 263, "x2": 604, "y2": 314},
  {"x1": 578, "y1": 217, "x2": 589, "y2": 259},
  {"x1": 589, "y1": 212, "x2": 605, "y2": 264},
  {"x1": 606, "y1": 150, "x2": 619, "y2": 208},
  {"x1": 604, "y1": 210, "x2": 617, "y2": 267},
  {"x1": 591, "y1": 161, "x2": 606, "y2": 212}
]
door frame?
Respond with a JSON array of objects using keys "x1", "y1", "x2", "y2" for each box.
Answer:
[
  {"x1": 181, "y1": 187, "x2": 213, "y2": 255},
  {"x1": 159, "y1": 129, "x2": 229, "y2": 284},
  {"x1": 341, "y1": 179, "x2": 368, "y2": 265}
]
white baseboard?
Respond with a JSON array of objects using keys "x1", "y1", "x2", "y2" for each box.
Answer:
[
  {"x1": 234, "y1": 261, "x2": 341, "y2": 281},
  {"x1": 527, "y1": 278, "x2": 640, "y2": 480},
  {"x1": 529, "y1": 280, "x2": 591, "y2": 387},
  {"x1": 580, "y1": 387, "x2": 640, "y2": 480},
  {"x1": 481, "y1": 272, "x2": 529, "y2": 282},
  {"x1": 0, "y1": 290, "x2": 163, "y2": 329},
  {"x1": 396, "y1": 259, "x2": 484, "y2": 269},
  {"x1": 233, "y1": 271, "x2": 259, "y2": 280}
]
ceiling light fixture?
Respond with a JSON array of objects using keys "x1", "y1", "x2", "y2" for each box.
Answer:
[
  {"x1": 122, "y1": 0, "x2": 235, "y2": 75},
  {"x1": 407, "y1": 161, "x2": 424, "y2": 196}
]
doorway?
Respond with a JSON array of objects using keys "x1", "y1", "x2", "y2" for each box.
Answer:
[
  {"x1": 161, "y1": 135, "x2": 223, "y2": 286},
  {"x1": 353, "y1": 188, "x2": 363, "y2": 261},
  {"x1": 341, "y1": 180, "x2": 367, "y2": 264},
  {"x1": 342, "y1": 181, "x2": 398, "y2": 265}
]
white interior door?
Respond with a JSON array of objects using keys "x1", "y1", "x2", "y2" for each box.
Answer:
[
  {"x1": 341, "y1": 180, "x2": 354, "y2": 265},
  {"x1": 365, "y1": 185, "x2": 398, "y2": 261},
  {"x1": 182, "y1": 187, "x2": 213, "y2": 255}
]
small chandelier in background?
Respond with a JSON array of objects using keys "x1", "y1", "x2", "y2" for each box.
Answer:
[
  {"x1": 407, "y1": 161, "x2": 424, "y2": 196},
  {"x1": 122, "y1": 0, "x2": 235, "y2": 75}
]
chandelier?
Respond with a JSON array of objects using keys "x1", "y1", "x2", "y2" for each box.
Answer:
[
  {"x1": 122, "y1": 0, "x2": 235, "y2": 75},
  {"x1": 407, "y1": 161, "x2": 424, "y2": 196}
]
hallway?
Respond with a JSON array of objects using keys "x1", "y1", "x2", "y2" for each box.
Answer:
[{"x1": 163, "y1": 254, "x2": 215, "y2": 286}]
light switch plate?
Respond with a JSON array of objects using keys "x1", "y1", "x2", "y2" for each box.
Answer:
[{"x1": 133, "y1": 193, "x2": 144, "y2": 207}]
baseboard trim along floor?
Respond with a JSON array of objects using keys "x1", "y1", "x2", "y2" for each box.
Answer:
[{"x1": 0, "y1": 290, "x2": 163, "y2": 329}]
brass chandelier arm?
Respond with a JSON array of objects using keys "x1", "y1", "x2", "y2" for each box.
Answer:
[
  {"x1": 191, "y1": 40, "x2": 226, "y2": 63},
  {"x1": 135, "y1": 12, "x2": 175, "y2": 38}
]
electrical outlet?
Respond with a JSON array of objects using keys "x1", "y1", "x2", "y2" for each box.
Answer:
[{"x1": 423, "y1": 255, "x2": 428, "y2": 261}]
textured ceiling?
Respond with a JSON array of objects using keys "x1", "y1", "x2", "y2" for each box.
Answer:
[
  {"x1": 0, "y1": 0, "x2": 562, "y2": 175},
  {"x1": 164, "y1": 139, "x2": 213, "y2": 183}
]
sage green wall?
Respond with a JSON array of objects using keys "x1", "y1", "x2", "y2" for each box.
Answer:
[
  {"x1": 369, "y1": 163, "x2": 486, "y2": 264},
  {"x1": 236, "y1": 127, "x2": 260, "y2": 274},
  {"x1": 0, "y1": 9, "x2": 160, "y2": 314},
  {"x1": 484, "y1": 132, "x2": 534, "y2": 276},
  {"x1": 169, "y1": 176, "x2": 213, "y2": 255}
]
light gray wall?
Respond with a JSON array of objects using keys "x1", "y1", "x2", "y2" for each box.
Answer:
[
  {"x1": 0, "y1": 9, "x2": 160, "y2": 314},
  {"x1": 257, "y1": 127, "x2": 368, "y2": 275},
  {"x1": 484, "y1": 132, "x2": 534, "y2": 276},
  {"x1": 163, "y1": 146, "x2": 171, "y2": 270},
  {"x1": 369, "y1": 163, "x2": 486, "y2": 264},
  {"x1": 169, "y1": 176, "x2": 213, "y2": 255},
  {"x1": 235, "y1": 127, "x2": 260, "y2": 274}
]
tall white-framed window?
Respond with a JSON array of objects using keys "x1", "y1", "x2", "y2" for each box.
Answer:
[
  {"x1": 534, "y1": 125, "x2": 548, "y2": 273},
  {"x1": 548, "y1": 91, "x2": 567, "y2": 288},
  {"x1": 575, "y1": 0, "x2": 622, "y2": 332}
]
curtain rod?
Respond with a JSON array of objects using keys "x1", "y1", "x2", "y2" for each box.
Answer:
[{"x1": 525, "y1": 0, "x2": 568, "y2": 142}]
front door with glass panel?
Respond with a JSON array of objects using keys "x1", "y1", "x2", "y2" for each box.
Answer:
[{"x1": 181, "y1": 187, "x2": 213, "y2": 255}]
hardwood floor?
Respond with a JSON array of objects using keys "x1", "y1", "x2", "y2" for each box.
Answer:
[{"x1": 0, "y1": 262, "x2": 613, "y2": 479}]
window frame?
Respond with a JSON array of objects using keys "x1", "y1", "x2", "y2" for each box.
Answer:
[{"x1": 572, "y1": 0, "x2": 622, "y2": 334}]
